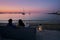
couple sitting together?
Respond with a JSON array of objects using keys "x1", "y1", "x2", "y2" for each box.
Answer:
[{"x1": 7, "y1": 19, "x2": 25, "y2": 28}]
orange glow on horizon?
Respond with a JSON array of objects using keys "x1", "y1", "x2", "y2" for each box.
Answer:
[{"x1": 0, "y1": 6, "x2": 49, "y2": 12}]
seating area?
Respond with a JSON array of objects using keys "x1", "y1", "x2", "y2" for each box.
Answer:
[{"x1": 0, "y1": 26, "x2": 36, "y2": 40}]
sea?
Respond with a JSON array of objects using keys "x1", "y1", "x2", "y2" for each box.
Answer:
[{"x1": 0, "y1": 12, "x2": 60, "y2": 24}]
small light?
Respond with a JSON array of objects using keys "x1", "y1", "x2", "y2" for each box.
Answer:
[{"x1": 38, "y1": 26, "x2": 43, "y2": 32}]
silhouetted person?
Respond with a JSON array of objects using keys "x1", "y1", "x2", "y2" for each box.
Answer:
[
  {"x1": 17, "y1": 19, "x2": 25, "y2": 28},
  {"x1": 7, "y1": 19, "x2": 16, "y2": 28},
  {"x1": 1, "y1": 19, "x2": 16, "y2": 38}
]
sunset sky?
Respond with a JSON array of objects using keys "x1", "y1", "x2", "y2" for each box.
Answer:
[{"x1": 0, "y1": 0, "x2": 60, "y2": 13}]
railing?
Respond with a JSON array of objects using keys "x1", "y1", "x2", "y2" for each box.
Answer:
[
  {"x1": 0, "y1": 20, "x2": 59, "y2": 24},
  {"x1": 0, "y1": 20, "x2": 60, "y2": 30}
]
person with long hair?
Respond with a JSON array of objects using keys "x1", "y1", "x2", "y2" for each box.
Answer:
[{"x1": 17, "y1": 19, "x2": 25, "y2": 28}]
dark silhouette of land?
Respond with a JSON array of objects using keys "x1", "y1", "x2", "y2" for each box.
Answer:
[{"x1": 48, "y1": 12, "x2": 60, "y2": 15}]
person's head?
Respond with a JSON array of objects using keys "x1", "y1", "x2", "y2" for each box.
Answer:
[
  {"x1": 18, "y1": 19, "x2": 25, "y2": 26},
  {"x1": 18, "y1": 19, "x2": 23, "y2": 24},
  {"x1": 8, "y1": 19, "x2": 12, "y2": 24}
]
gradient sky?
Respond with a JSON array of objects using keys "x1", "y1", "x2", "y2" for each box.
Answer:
[{"x1": 0, "y1": 0, "x2": 60, "y2": 12}]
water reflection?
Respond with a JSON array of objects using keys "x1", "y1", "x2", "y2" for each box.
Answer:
[{"x1": 0, "y1": 13, "x2": 60, "y2": 24}]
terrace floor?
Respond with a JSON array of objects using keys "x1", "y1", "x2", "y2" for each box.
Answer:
[
  {"x1": 0, "y1": 30, "x2": 60, "y2": 40},
  {"x1": 36, "y1": 30, "x2": 60, "y2": 40}
]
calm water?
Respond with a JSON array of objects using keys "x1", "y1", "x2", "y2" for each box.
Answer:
[{"x1": 0, "y1": 13, "x2": 60, "y2": 23}]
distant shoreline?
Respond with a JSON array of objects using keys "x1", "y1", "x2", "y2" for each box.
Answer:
[{"x1": 0, "y1": 20, "x2": 60, "y2": 24}]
